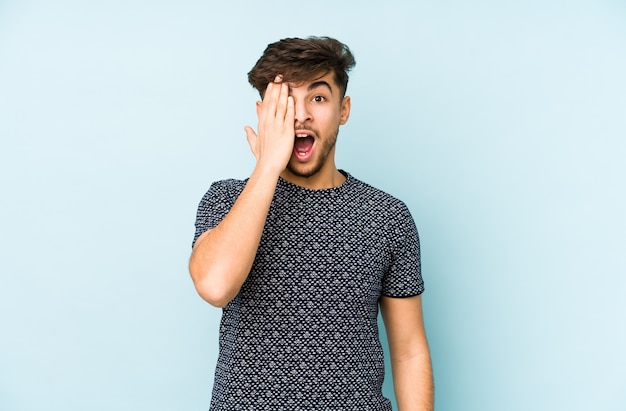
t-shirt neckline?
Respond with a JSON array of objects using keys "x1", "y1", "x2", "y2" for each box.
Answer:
[{"x1": 277, "y1": 170, "x2": 353, "y2": 195}]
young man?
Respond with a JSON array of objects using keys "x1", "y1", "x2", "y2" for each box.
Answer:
[{"x1": 190, "y1": 36, "x2": 433, "y2": 410}]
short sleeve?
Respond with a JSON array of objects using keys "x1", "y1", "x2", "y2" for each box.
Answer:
[
  {"x1": 381, "y1": 202, "x2": 424, "y2": 297},
  {"x1": 192, "y1": 179, "x2": 244, "y2": 248}
]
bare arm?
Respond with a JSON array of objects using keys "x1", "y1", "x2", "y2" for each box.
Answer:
[
  {"x1": 380, "y1": 295, "x2": 434, "y2": 411},
  {"x1": 189, "y1": 76, "x2": 294, "y2": 307}
]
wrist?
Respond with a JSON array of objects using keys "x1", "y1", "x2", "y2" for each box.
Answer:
[{"x1": 251, "y1": 161, "x2": 284, "y2": 184}]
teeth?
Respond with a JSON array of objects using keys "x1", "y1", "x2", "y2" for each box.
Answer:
[{"x1": 296, "y1": 134, "x2": 308, "y2": 138}]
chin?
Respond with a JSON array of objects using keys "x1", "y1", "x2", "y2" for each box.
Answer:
[{"x1": 287, "y1": 161, "x2": 322, "y2": 178}]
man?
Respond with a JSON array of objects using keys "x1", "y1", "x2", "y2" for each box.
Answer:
[{"x1": 190, "y1": 36, "x2": 433, "y2": 410}]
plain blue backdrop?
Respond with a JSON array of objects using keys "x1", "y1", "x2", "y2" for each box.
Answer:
[{"x1": 1, "y1": 0, "x2": 625, "y2": 410}]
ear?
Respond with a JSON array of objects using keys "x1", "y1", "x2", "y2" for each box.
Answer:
[
  {"x1": 339, "y1": 96, "x2": 351, "y2": 125},
  {"x1": 256, "y1": 101, "x2": 262, "y2": 117}
]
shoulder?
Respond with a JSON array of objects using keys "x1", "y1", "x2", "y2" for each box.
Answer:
[
  {"x1": 202, "y1": 178, "x2": 247, "y2": 200},
  {"x1": 208, "y1": 177, "x2": 247, "y2": 191},
  {"x1": 195, "y1": 178, "x2": 248, "y2": 212},
  {"x1": 347, "y1": 174, "x2": 412, "y2": 217}
]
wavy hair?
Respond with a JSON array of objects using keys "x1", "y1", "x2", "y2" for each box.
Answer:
[{"x1": 248, "y1": 36, "x2": 356, "y2": 98}]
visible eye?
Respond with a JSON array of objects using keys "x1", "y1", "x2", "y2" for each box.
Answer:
[{"x1": 312, "y1": 95, "x2": 326, "y2": 103}]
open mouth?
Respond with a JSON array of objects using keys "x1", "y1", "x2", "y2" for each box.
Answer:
[{"x1": 294, "y1": 131, "x2": 315, "y2": 159}]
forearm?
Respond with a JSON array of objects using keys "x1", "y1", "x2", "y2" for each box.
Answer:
[
  {"x1": 189, "y1": 165, "x2": 280, "y2": 307},
  {"x1": 380, "y1": 295, "x2": 434, "y2": 411},
  {"x1": 391, "y1": 349, "x2": 434, "y2": 411},
  {"x1": 190, "y1": 76, "x2": 294, "y2": 307}
]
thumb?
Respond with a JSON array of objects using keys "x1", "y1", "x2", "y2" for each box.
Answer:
[{"x1": 244, "y1": 126, "x2": 258, "y2": 156}]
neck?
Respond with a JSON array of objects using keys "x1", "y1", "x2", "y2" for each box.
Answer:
[{"x1": 280, "y1": 165, "x2": 346, "y2": 190}]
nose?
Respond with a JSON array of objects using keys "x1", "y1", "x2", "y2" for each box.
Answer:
[{"x1": 294, "y1": 98, "x2": 312, "y2": 124}]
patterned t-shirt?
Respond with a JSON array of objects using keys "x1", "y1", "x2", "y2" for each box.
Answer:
[{"x1": 193, "y1": 171, "x2": 424, "y2": 410}]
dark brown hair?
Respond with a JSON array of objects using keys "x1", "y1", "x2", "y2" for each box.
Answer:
[{"x1": 248, "y1": 36, "x2": 356, "y2": 98}]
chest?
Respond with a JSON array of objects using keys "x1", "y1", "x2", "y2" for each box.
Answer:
[{"x1": 247, "y1": 200, "x2": 391, "y2": 309}]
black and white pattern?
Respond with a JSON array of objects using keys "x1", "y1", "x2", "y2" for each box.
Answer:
[{"x1": 193, "y1": 171, "x2": 423, "y2": 410}]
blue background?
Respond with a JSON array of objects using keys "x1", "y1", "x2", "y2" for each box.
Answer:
[{"x1": 1, "y1": 0, "x2": 625, "y2": 410}]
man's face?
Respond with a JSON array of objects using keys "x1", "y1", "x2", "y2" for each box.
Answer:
[{"x1": 282, "y1": 72, "x2": 351, "y2": 180}]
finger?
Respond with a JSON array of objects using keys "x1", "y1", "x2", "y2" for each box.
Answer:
[
  {"x1": 286, "y1": 95, "x2": 295, "y2": 126},
  {"x1": 262, "y1": 75, "x2": 283, "y2": 119},
  {"x1": 276, "y1": 82, "x2": 289, "y2": 121},
  {"x1": 263, "y1": 75, "x2": 281, "y2": 97},
  {"x1": 259, "y1": 83, "x2": 273, "y2": 121}
]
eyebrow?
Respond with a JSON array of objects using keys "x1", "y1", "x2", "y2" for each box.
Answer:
[
  {"x1": 288, "y1": 81, "x2": 334, "y2": 94},
  {"x1": 308, "y1": 81, "x2": 333, "y2": 94}
]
